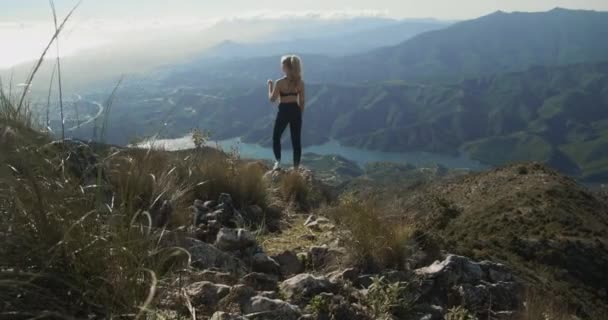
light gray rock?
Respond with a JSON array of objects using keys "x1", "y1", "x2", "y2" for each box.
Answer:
[
  {"x1": 243, "y1": 296, "x2": 301, "y2": 320},
  {"x1": 240, "y1": 272, "x2": 279, "y2": 291},
  {"x1": 187, "y1": 239, "x2": 247, "y2": 274},
  {"x1": 327, "y1": 268, "x2": 359, "y2": 284},
  {"x1": 280, "y1": 273, "x2": 333, "y2": 303},
  {"x1": 215, "y1": 228, "x2": 257, "y2": 251},
  {"x1": 190, "y1": 269, "x2": 236, "y2": 285},
  {"x1": 210, "y1": 311, "x2": 247, "y2": 320},
  {"x1": 185, "y1": 281, "x2": 231, "y2": 306},
  {"x1": 251, "y1": 252, "x2": 281, "y2": 275},
  {"x1": 414, "y1": 254, "x2": 521, "y2": 318},
  {"x1": 415, "y1": 255, "x2": 483, "y2": 285},
  {"x1": 309, "y1": 245, "x2": 343, "y2": 269},
  {"x1": 272, "y1": 250, "x2": 304, "y2": 277}
]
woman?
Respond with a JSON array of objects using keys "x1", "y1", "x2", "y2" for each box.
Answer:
[{"x1": 268, "y1": 55, "x2": 305, "y2": 170}]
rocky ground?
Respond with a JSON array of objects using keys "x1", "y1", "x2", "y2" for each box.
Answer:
[{"x1": 153, "y1": 168, "x2": 526, "y2": 320}]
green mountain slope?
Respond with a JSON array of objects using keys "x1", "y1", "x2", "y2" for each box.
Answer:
[
  {"x1": 163, "y1": 8, "x2": 608, "y2": 86},
  {"x1": 338, "y1": 8, "x2": 608, "y2": 82},
  {"x1": 87, "y1": 61, "x2": 608, "y2": 181}
]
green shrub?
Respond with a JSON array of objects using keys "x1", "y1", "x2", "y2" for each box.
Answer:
[
  {"x1": 445, "y1": 306, "x2": 477, "y2": 320},
  {"x1": 365, "y1": 276, "x2": 417, "y2": 319}
]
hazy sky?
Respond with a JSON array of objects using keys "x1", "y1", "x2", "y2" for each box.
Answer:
[
  {"x1": 2, "y1": 0, "x2": 608, "y2": 21},
  {"x1": 1, "y1": 0, "x2": 608, "y2": 69}
]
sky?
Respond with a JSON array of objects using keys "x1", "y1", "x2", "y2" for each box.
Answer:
[
  {"x1": 1, "y1": 0, "x2": 607, "y2": 69},
  {"x1": 2, "y1": 0, "x2": 608, "y2": 21}
]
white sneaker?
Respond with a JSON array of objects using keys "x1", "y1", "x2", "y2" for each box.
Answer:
[{"x1": 272, "y1": 161, "x2": 281, "y2": 171}]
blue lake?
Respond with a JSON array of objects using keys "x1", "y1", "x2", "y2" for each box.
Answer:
[{"x1": 140, "y1": 135, "x2": 486, "y2": 170}]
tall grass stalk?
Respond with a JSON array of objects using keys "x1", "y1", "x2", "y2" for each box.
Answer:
[
  {"x1": 16, "y1": 0, "x2": 82, "y2": 114},
  {"x1": 50, "y1": 0, "x2": 66, "y2": 142},
  {"x1": 45, "y1": 62, "x2": 57, "y2": 131}
]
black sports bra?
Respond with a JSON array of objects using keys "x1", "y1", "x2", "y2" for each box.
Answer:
[
  {"x1": 280, "y1": 78, "x2": 300, "y2": 97},
  {"x1": 280, "y1": 91, "x2": 298, "y2": 97}
]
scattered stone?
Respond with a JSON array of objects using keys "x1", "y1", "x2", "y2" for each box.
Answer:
[
  {"x1": 409, "y1": 304, "x2": 444, "y2": 320},
  {"x1": 327, "y1": 268, "x2": 359, "y2": 284},
  {"x1": 240, "y1": 273, "x2": 279, "y2": 291},
  {"x1": 204, "y1": 200, "x2": 218, "y2": 208},
  {"x1": 190, "y1": 269, "x2": 236, "y2": 285},
  {"x1": 187, "y1": 239, "x2": 247, "y2": 274},
  {"x1": 225, "y1": 284, "x2": 258, "y2": 310},
  {"x1": 251, "y1": 253, "x2": 281, "y2": 275},
  {"x1": 415, "y1": 255, "x2": 483, "y2": 286},
  {"x1": 210, "y1": 311, "x2": 247, "y2": 320},
  {"x1": 272, "y1": 250, "x2": 304, "y2": 277},
  {"x1": 280, "y1": 273, "x2": 333, "y2": 303},
  {"x1": 185, "y1": 281, "x2": 231, "y2": 306},
  {"x1": 243, "y1": 296, "x2": 301, "y2": 320},
  {"x1": 304, "y1": 215, "x2": 333, "y2": 232},
  {"x1": 258, "y1": 291, "x2": 280, "y2": 300},
  {"x1": 299, "y1": 234, "x2": 316, "y2": 241},
  {"x1": 304, "y1": 215, "x2": 316, "y2": 227},
  {"x1": 215, "y1": 228, "x2": 257, "y2": 251},
  {"x1": 308, "y1": 245, "x2": 343, "y2": 269},
  {"x1": 414, "y1": 255, "x2": 522, "y2": 317}
]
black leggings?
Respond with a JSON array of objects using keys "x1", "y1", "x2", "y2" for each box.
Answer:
[{"x1": 273, "y1": 103, "x2": 302, "y2": 166}]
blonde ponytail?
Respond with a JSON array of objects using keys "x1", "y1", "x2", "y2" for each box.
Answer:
[{"x1": 281, "y1": 54, "x2": 303, "y2": 82}]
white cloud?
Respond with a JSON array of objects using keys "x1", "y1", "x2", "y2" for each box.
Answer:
[{"x1": 213, "y1": 9, "x2": 391, "y2": 22}]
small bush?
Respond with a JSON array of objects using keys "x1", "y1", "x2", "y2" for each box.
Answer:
[
  {"x1": 310, "y1": 294, "x2": 331, "y2": 316},
  {"x1": 365, "y1": 276, "x2": 417, "y2": 319},
  {"x1": 324, "y1": 195, "x2": 414, "y2": 271},
  {"x1": 445, "y1": 306, "x2": 477, "y2": 320}
]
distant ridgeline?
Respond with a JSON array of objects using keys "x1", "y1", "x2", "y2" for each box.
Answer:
[{"x1": 72, "y1": 8, "x2": 608, "y2": 182}]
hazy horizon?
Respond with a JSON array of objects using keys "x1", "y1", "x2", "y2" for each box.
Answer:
[{"x1": 2, "y1": 1, "x2": 608, "y2": 69}]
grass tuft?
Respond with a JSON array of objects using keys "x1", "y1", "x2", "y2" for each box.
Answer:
[{"x1": 324, "y1": 195, "x2": 414, "y2": 271}]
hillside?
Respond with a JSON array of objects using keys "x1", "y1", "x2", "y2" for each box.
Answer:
[
  {"x1": 90, "y1": 61, "x2": 608, "y2": 181},
  {"x1": 160, "y1": 8, "x2": 608, "y2": 86},
  {"x1": 393, "y1": 163, "x2": 608, "y2": 318},
  {"x1": 3, "y1": 103, "x2": 607, "y2": 318},
  {"x1": 336, "y1": 8, "x2": 608, "y2": 82}
]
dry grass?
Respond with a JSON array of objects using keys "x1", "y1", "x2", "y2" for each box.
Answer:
[
  {"x1": 324, "y1": 195, "x2": 414, "y2": 271},
  {"x1": 0, "y1": 140, "x2": 191, "y2": 318},
  {"x1": 187, "y1": 151, "x2": 269, "y2": 210},
  {"x1": 279, "y1": 170, "x2": 311, "y2": 206},
  {"x1": 519, "y1": 290, "x2": 577, "y2": 320},
  {"x1": 257, "y1": 215, "x2": 330, "y2": 255},
  {"x1": 0, "y1": 96, "x2": 268, "y2": 318}
]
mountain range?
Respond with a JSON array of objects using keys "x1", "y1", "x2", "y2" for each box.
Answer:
[{"x1": 66, "y1": 8, "x2": 608, "y2": 182}]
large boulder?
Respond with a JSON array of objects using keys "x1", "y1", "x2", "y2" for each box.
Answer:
[
  {"x1": 280, "y1": 273, "x2": 334, "y2": 304},
  {"x1": 242, "y1": 296, "x2": 301, "y2": 320},
  {"x1": 415, "y1": 255, "x2": 522, "y2": 317},
  {"x1": 416, "y1": 255, "x2": 483, "y2": 285},
  {"x1": 215, "y1": 228, "x2": 257, "y2": 251}
]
